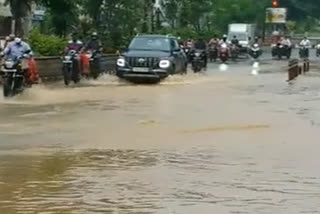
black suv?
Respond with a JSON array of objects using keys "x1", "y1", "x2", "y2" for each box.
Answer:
[{"x1": 116, "y1": 34, "x2": 187, "y2": 82}]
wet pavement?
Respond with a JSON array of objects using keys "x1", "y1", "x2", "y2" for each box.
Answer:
[{"x1": 1, "y1": 55, "x2": 320, "y2": 213}]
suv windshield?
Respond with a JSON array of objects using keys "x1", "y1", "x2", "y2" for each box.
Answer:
[{"x1": 129, "y1": 37, "x2": 171, "y2": 51}]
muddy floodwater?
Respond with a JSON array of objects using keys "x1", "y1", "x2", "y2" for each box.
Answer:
[{"x1": 1, "y1": 60, "x2": 320, "y2": 214}]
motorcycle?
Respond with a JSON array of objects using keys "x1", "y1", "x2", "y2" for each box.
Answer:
[
  {"x1": 62, "y1": 50, "x2": 80, "y2": 86},
  {"x1": 249, "y1": 43, "x2": 262, "y2": 60},
  {"x1": 83, "y1": 50, "x2": 101, "y2": 79},
  {"x1": 219, "y1": 43, "x2": 229, "y2": 63},
  {"x1": 1, "y1": 55, "x2": 28, "y2": 97},
  {"x1": 191, "y1": 50, "x2": 206, "y2": 73},
  {"x1": 299, "y1": 45, "x2": 309, "y2": 59},
  {"x1": 182, "y1": 46, "x2": 192, "y2": 63},
  {"x1": 208, "y1": 45, "x2": 218, "y2": 62},
  {"x1": 230, "y1": 44, "x2": 238, "y2": 61},
  {"x1": 273, "y1": 43, "x2": 291, "y2": 59}
]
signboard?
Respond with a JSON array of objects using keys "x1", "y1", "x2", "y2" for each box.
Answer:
[{"x1": 265, "y1": 8, "x2": 287, "y2": 23}]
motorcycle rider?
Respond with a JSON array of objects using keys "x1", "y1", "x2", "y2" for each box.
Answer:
[
  {"x1": 193, "y1": 35, "x2": 208, "y2": 68},
  {"x1": 2, "y1": 37, "x2": 39, "y2": 84},
  {"x1": 300, "y1": 37, "x2": 311, "y2": 47},
  {"x1": 66, "y1": 33, "x2": 83, "y2": 52},
  {"x1": 231, "y1": 35, "x2": 239, "y2": 46},
  {"x1": 219, "y1": 34, "x2": 228, "y2": 46},
  {"x1": 299, "y1": 36, "x2": 311, "y2": 57},
  {"x1": 83, "y1": 32, "x2": 103, "y2": 52},
  {"x1": 209, "y1": 35, "x2": 219, "y2": 47}
]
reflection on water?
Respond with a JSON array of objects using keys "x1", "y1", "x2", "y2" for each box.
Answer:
[
  {"x1": 1, "y1": 148, "x2": 320, "y2": 213},
  {"x1": 1, "y1": 61, "x2": 320, "y2": 213}
]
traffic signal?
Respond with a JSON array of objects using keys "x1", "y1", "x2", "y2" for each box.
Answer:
[{"x1": 272, "y1": 0, "x2": 279, "y2": 7}]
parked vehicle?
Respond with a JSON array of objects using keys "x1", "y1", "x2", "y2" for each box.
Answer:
[
  {"x1": 62, "y1": 50, "x2": 80, "y2": 86},
  {"x1": 191, "y1": 50, "x2": 206, "y2": 73},
  {"x1": 1, "y1": 55, "x2": 27, "y2": 97},
  {"x1": 219, "y1": 43, "x2": 229, "y2": 63},
  {"x1": 227, "y1": 23, "x2": 256, "y2": 55},
  {"x1": 116, "y1": 34, "x2": 187, "y2": 82}
]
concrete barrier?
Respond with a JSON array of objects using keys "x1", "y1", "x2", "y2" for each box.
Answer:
[
  {"x1": 35, "y1": 54, "x2": 118, "y2": 80},
  {"x1": 287, "y1": 58, "x2": 310, "y2": 82}
]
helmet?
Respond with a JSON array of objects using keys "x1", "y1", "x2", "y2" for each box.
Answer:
[{"x1": 14, "y1": 37, "x2": 22, "y2": 44}]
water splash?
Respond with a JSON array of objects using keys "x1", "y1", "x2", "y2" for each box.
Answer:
[{"x1": 251, "y1": 62, "x2": 260, "y2": 76}]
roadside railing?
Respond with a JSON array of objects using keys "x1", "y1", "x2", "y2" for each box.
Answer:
[
  {"x1": 287, "y1": 58, "x2": 310, "y2": 82},
  {"x1": 35, "y1": 54, "x2": 118, "y2": 80}
]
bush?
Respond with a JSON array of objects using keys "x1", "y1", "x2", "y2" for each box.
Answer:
[{"x1": 28, "y1": 29, "x2": 67, "y2": 56}]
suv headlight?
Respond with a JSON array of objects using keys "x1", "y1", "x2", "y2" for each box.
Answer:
[
  {"x1": 117, "y1": 58, "x2": 125, "y2": 67},
  {"x1": 159, "y1": 60, "x2": 170, "y2": 69},
  {"x1": 5, "y1": 61, "x2": 14, "y2": 68}
]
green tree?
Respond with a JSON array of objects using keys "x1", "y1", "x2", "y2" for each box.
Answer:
[{"x1": 4, "y1": 0, "x2": 33, "y2": 37}]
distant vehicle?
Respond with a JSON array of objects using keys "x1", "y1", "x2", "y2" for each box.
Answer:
[
  {"x1": 227, "y1": 23, "x2": 256, "y2": 55},
  {"x1": 191, "y1": 50, "x2": 206, "y2": 73},
  {"x1": 249, "y1": 43, "x2": 262, "y2": 60},
  {"x1": 208, "y1": 45, "x2": 218, "y2": 62},
  {"x1": 219, "y1": 43, "x2": 229, "y2": 63},
  {"x1": 116, "y1": 34, "x2": 187, "y2": 82},
  {"x1": 272, "y1": 43, "x2": 291, "y2": 60},
  {"x1": 62, "y1": 50, "x2": 80, "y2": 86},
  {"x1": 299, "y1": 45, "x2": 309, "y2": 59}
]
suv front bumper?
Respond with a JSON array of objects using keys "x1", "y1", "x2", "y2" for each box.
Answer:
[{"x1": 116, "y1": 67, "x2": 170, "y2": 80}]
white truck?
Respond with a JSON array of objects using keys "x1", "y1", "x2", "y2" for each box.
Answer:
[{"x1": 227, "y1": 23, "x2": 256, "y2": 53}]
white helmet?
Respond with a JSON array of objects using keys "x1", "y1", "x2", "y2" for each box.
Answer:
[{"x1": 14, "y1": 37, "x2": 22, "y2": 44}]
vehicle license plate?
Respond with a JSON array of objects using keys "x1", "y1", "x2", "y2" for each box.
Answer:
[{"x1": 133, "y1": 67, "x2": 149, "y2": 72}]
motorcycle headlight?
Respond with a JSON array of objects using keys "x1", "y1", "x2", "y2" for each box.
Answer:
[
  {"x1": 117, "y1": 58, "x2": 126, "y2": 67},
  {"x1": 5, "y1": 60, "x2": 14, "y2": 68},
  {"x1": 195, "y1": 52, "x2": 201, "y2": 57},
  {"x1": 65, "y1": 56, "x2": 72, "y2": 61},
  {"x1": 159, "y1": 60, "x2": 170, "y2": 69}
]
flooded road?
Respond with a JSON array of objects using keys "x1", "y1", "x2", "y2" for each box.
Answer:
[{"x1": 1, "y1": 59, "x2": 320, "y2": 213}]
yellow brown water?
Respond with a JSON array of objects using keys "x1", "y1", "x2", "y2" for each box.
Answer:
[{"x1": 1, "y1": 61, "x2": 320, "y2": 213}]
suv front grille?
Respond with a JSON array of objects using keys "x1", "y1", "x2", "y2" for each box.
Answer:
[{"x1": 126, "y1": 57, "x2": 159, "y2": 68}]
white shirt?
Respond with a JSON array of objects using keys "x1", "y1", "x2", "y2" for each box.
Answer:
[{"x1": 300, "y1": 39, "x2": 311, "y2": 47}]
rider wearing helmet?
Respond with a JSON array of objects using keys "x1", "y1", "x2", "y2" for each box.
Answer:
[
  {"x1": 220, "y1": 34, "x2": 228, "y2": 46},
  {"x1": 83, "y1": 32, "x2": 103, "y2": 52},
  {"x1": 193, "y1": 34, "x2": 208, "y2": 68},
  {"x1": 66, "y1": 33, "x2": 83, "y2": 52},
  {"x1": 3, "y1": 37, "x2": 33, "y2": 59},
  {"x1": 3, "y1": 37, "x2": 39, "y2": 84}
]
